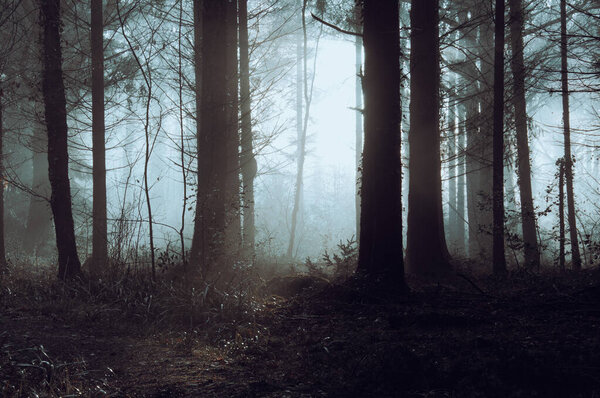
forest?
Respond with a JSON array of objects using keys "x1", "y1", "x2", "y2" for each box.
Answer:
[{"x1": 0, "y1": 0, "x2": 600, "y2": 396}]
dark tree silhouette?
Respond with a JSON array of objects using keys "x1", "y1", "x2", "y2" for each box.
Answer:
[
  {"x1": 509, "y1": 0, "x2": 540, "y2": 269},
  {"x1": 190, "y1": 1, "x2": 228, "y2": 274},
  {"x1": 357, "y1": 0, "x2": 405, "y2": 287},
  {"x1": 239, "y1": 0, "x2": 257, "y2": 257},
  {"x1": 406, "y1": 0, "x2": 451, "y2": 278},
  {"x1": 492, "y1": 0, "x2": 507, "y2": 275},
  {"x1": 560, "y1": 0, "x2": 581, "y2": 270},
  {"x1": 0, "y1": 83, "x2": 6, "y2": 270},
  {"x1": 40, "y1": 0, "x2": 82, "y2": 280},
  {"x1": 91, "y1": 0, "x2": 107, "y2": 274}
]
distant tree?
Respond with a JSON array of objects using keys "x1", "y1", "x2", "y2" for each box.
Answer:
[
  {"x1": 91, "y1": 0, "x2": 107, "y2": 274},
  {"x1": 39, "y1": 0, "x2": 82, "y2": 279},
  {"x1": 357, "y1": 0, "x2": 405, "y2": 287},
  {"x1": 0, "y1": 81, "x2": 6, "y2": 270},
  {"x1": 406, "y1": 0, "x2": 451, "y2": 278},
  {"x1": 560, "y1": 0, "x2": 581, "y2": 270},
  {"x1": 239, "y1": 0, "x2": 257, "y2": 257},
  {"x1": 492, "y1": 0, "x2": 506, "y2": 275}
]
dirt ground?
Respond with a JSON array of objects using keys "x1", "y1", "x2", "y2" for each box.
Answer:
[{"x1": 2, "y1": 269, "x2": 600, "y2": 397}]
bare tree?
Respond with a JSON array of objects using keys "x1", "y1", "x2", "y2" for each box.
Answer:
[
  {"x1": 40, "y1": 0, "x2": 82, "y2": 280},
  {"x1": 91, "y1": 0, "x2": 107, "y2": 274},
  {"x1": 492, "y1": 0, "x2": 506, "y2": 275},
  {"x1": 560, "y1": 0, "x2": 581, "y2": 270}
]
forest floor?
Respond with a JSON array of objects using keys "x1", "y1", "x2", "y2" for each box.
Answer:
[{"x1": 1, "y1": 267, "x2": 600, "y2": 397}]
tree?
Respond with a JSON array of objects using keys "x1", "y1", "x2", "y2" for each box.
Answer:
[
  {"x1": 0, "y1": 82, "x2": 6, "y2": 270},
  {"x1": 509, "y1": 0, "x2": 540, "y2": 269},
  {"x1": 406, "y1": 0, "x2": 451, "y2": 278},
  {"x1": 239, "y1": 0, "x2": 257, "y2": 257},
  {"x1": 190, "y1": 1, "x2": 229, "y2": 274},
  {"x1": 560, "y1": 0, "x2": 581, "y2": 270},
  {"x1": 357, "y1": 0, "x2": 405, "y2": 287},
  {"x1": 91, "y1": 0, "x2": 107, "y2": 274},
  {"x1": 40, "y1": 0, "x2": 82, "y2": 280},
  {"x1": 492, "y1": 0, "x2": 506, "y2": 275}
]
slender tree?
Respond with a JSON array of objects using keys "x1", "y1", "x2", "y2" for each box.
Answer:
[
  {"x1": 287, "y1": 0, "x2": 307, "y2": 258},
  {"x1": 560, "y1": 0, "x2": 581, "y2": 270},
  {"x1": 91, "y1": 0, "x2": 107, "y2": 274},
  {"x1": 492, "y1": 0, "x2": 507, "y2": 275},
  {"x1": 0, "y1": 83, "x2": 6, "y2": 270},
  {"x1": 239, "y1": 0, "x2": 256, "y2": 256},
  {"x1": 225, "y1": 0, "x2": 241, "y2": 250},
  {"x1": 509, "y1": 0, "x2": 540, "y2": 269},
  {"x1": 354, "y1": 4, "x2": 363, "y2": 240},
  {"x1": 40, "y1": 0, "x2": 82, "y2": 280},
  {"x1": 406, "y1": 0, "x2": 451, "y2": 277},
  {"x1": 357, "y1": 0, "x2": 405, "y2": 287}
]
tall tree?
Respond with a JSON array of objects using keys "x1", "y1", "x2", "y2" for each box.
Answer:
[
  {"x1": 91, "y1": 0, "x2": 107, "y2": 274},
  {"x1": 239, "y1": 0, "x2": 256, "y2": 256},
  {"x1": 406, "y1": 0, "x2": 451, "y2": 277},
  {"x1": 492, "y1": 0, "x2": 506, "y2": 274},
  {"x1": 225, "y1": 0, "x2": 241, "y2": 251},
  {"x1": 190, "y1": 1, "x2": 228, "y2": 274},
  {"x1": 287, "y1": 0, "x2": 307, "y2": 258},
  {"x1": 509, "y1": 0, "x2": 540, "y2": 269},
  {"x1": 560, "y1": 0, "x2": 581, "y2": 270},
  {"x1": 0, "y1": 82, "x2": 6, "y2": 270},
  {"x1": 40, "y1": 0, "x2": 82, "y2": 279},
  {"x1": 354, "y1": 4, "x2": 363, "y2": 240},
  {"x1": 357, "y1": 0, "x2": 405, "y2": 287}
]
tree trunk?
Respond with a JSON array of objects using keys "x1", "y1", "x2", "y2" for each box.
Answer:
[
  {"x1": 406, "y1": 0, "x2": 451, "y2": 278},
  {"x1": 287, "y1": 0, "x2": 306, "y2": 259},
  {"x1": 509, "y1": 0, "x2": 540, "y2": 269},
  {"x1": 447, "y1": 78, "x2": 457, "y2": 250},
  {"x1": 91, "y1": 0, "x2": 107, "y2": 274},
  {"x1": 0, "y1": 85, "x2": 6, "y2": 270},
  {"x1": 239, "y1": 0, "x2": 256, "y2": 257},
  {"x1": 40, "y1": 0, "x2": 82, "y2": 280},
  {"x1": 456, "y1": 99, "x2": 466, "y2": 254},
  {"x1": 357, "y1": 0, "x2": 405, "y2": 287},
  {"x1": 560, "y1": 0, "x2": 581, "y2": 270},
  {"x1": 559, "y1": 159, "x2": 565, "y2": 270},
  {"x1": 225, "y1": 0, "x2": 241, "y2": 252},
  {"x1": 355, "y1": 33, "x2": 363, "y2": 241},
  {"x1": 190, "y1": 0, "x2": 228, "y2": 275},
  {"x1": 477, "y1": 20, "x2": 495, "y2": 266},
  {"x1": 24, "y1": 127, "x2": 52, "y2": 256},
  {"x1": 492, "y1": 0, "x2": 507, "y2": 275}
]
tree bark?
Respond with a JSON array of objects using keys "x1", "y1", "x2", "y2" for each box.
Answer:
[
  {"x1": 560, "y1": 0, "x2": 581, "y2": 270},
  {"x1": 190, "y1": 0, "x2": 228, "y2": 275},
  {"x1": 287, "y1": 0, "x2": 306, "y2": 259},
  {"x1": 357, "y1": 0, "x2": 405, "y2": 287},
  {"x1": 492, "y1": 0, "x2": 507, "y2": 275},
  {"x1": 239, "y1": 0, "x2": 256, "y2": 257},
  {"x1": 225, "y1": 0, "x2": 241, "y2": 252},
  {"x1": 24, "y1": 127, "x2": 52, "y2": 256},
  {"x1": 406, "y1": 0, "x2": 451, "y2": 278},
  {"x1": 0, "y1": 84, "x2": 6, "y2": 270},
  {"x1": 355, "y1": 33, "x2": 363, "y2": 242},
  {"x1": 91, "y1": 0, "x2": 107, "y2": 274},
  {"x1": 509, "y1": 0, "x2": 540, "y2": 269},
  {"x1": 40, "y1": 0, "x2": 82, "y2": 280}
]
